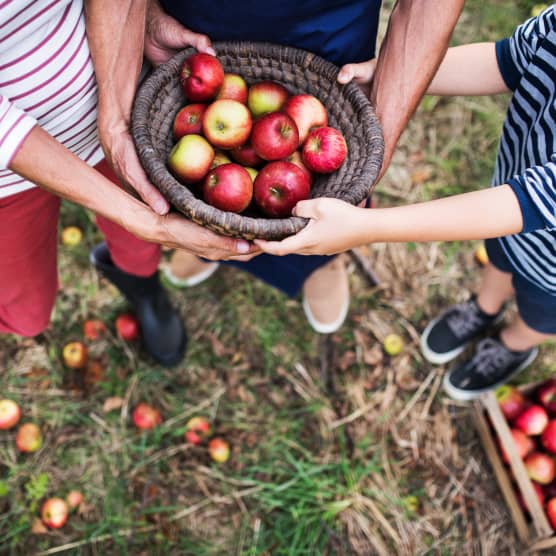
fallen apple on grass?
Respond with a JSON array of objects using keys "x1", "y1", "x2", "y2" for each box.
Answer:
[
  {"x1": 66, "y1": 490, "x2": 84, "y2": 510},
  {"x1": 383, "y1": 334, "x2": 404, "y2": 357},
  {"x1": 62, "y1": 341, "x2": 88, "y2": 369},
  {"x1": 83, "y1": 319, "x2": 106, "y2": 341},
  {"x1": 251, "y1": 112, "x2": 299, "y2": 161},
  {"x1": 302, "y1": 127, "x2": 347, "y2": 174},
  {"x1": 180, "y1": 52, "x2": 224, "y2": 102},
  {"x1": 203, "y1": 99, "x2": 253, "y2": 150},
  {"x1": 253, "y1": 161, "x2": 311, "y2": 218},
  {"x1": 61, "y1": 226, "x2": 82, "y2": 247},
  {"x1": 168, "y1": 134, "x2": 215, "y2": 184},
  {"x1": 173, "y1": 103, "x2": 207, "y2": 138},
  {"x1": 203, "y1": 163, "x2": 253, "y2": 213},
  {"x1": 41, "y1": 498, "x2": 69, "y2": 529},
  {"x1": 208, "y1": 437, "x2": 230, "y2": 463},
  {"x1": 132, "y1": 403, "x2": 162, "y2": 431},
  {"x1": 495, "y1": 385, "x2": 527, "y2": 421},
  {"x1": 16, "y1": 423, "x2": 42, "y2": 453},
  {"x1": 184, "y1": 416, "x2": 211, "y2": 445},
  {"x1": 514, "y1": 404, "x2": 548, "y2": 436},
  {"x1": 247, "y1": 80, "x2": 289, "y2": 118},
  {"x1": 0, "y1": 399, "x2": 21, "y2": 430},
  {"x1": 115, "y1": 313, "x2": 140, "y2": 342}
]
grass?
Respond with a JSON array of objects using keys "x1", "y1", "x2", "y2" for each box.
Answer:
[{"x1": 1, "y1": 1, "x2": 554, "y2": 554}]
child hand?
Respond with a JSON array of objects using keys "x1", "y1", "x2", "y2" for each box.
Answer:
[
  {"x1": 337, "y1": 59, "x2": 377, "y2": 95},
  {"x1": 254, "y1": 198, "x2": 366, "y2": 256}
]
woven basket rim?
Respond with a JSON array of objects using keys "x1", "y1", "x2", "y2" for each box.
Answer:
[{"x1": 132, "y1": 41, "x2": 384, "y2": 240}]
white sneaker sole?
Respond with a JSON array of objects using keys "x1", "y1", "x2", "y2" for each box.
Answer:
[
  {"x1": 302, "y1": 292, "x2": 349, "y2": 334},
  {"x1": 442, "y1": 346, "x2": 539, "y2": 401},
  {"x1": 162, "y1": 262, "x2": 219, "y2": 288}
]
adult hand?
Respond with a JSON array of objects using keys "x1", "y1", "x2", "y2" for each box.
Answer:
[
  {"x1": 145, "y1": 0, "x2": 215, "y2": 66},
  {"x1": 337, "y1": 58, "x2": 377, "y2": 96},
  {"x1": 254, "y1": 198, "x2": 366, "y2": 256}
]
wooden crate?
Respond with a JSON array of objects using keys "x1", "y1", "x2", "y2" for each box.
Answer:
[{"x1": 473, "y1": 389, "x2": 556, "y2": 552}]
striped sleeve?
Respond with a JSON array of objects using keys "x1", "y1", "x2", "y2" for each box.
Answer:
[
  {"x1": 495, "y1": 6, "x2": 555, "y2": 90},
  {"x1": 0, "y1": 96, "x2": 37, "y2": 170},
  {"x1": 507, "y1": 157, "x2": 556, "y2": 233}
]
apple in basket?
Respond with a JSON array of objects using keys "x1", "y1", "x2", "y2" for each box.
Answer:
[
  {"x1": 514, "y1": 404, "x2": 548, "y2": 436},
  {"x1": 283, "y1": 94, "x2": 328, "y2": 144},
  {"x1": 302, "y1": 127, "x2": 347, "y2": 173},
  {"x1": 247, "y1": 80, "x2": 289, "y2": 118},
  {"x1": 173, "y1": 103, "x2": 207, "y2": 138},
  {"x1": 495, "y1": 385, "x2": 527, "y2": 421},
  {"x1": 524, "y1": 451, "x2": 556, "y2": 484},
  {"x1": 538, "y1": 378, "x2": 556, "y2": 416},
  {"x1": 210, "y1": 150, "x2": 232, "y2": 169},
  {"x1": 254, "y1": 161, "x2": 311, "y2": 218},
  {"x1": 251, "y1": 112, "x2": 299, "y2": 161},
  {"x1": 203, "y1": 163, "x2": 253, "y2": 213},
  {"x1": 203, "y1": 99, "x2": 252, "y2": 149},
  {"x1": 230, "y1": 143, "x2": 263, "y2": 167},
  {"x1": 168, "y1": 134, "x2": 214, "y2": 183},
  {"x1": 215, "y1": 73, "x2": 248, "y2": 104},
  {"x1": 179, "y1": 52, "x2": 224, "y2": 102},
  {"x1": 284, "y1": 150, "x2": 313, "y2": 185}
]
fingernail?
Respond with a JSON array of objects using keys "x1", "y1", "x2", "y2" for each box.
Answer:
[
  {"x1": 206, "y1": 47, "x2": 216, "y2": 56},
  {"x1": 155, "y1": 200, "x2": 168, "y2": 214},
  {"x1": 236, "y1": 241, "x2": 250, "y2": 254}
]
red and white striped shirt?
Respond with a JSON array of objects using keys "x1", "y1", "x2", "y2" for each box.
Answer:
[{"x1": 0, "y1": 0, "x2": 103, "y2": 198}]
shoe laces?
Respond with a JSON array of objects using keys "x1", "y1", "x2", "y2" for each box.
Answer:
[
  {"x1": 470, "y1": 338, "x2": 514, "y2": 377},
  {"x1": 446, "y1": 300, "x2": 485, "y2": 339}
]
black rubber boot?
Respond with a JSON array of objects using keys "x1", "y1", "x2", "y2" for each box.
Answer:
[{"x1": 90, "y1": 242, "x2": 187, "y2": 367}]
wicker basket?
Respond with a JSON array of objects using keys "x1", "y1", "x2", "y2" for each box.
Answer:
[{"x1": 132, "y1": 42, "x2": 384, "y2": 240}]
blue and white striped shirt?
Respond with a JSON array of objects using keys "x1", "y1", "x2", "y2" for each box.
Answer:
[{"x1": 494, "y1": 4, "x2": 556, "y2": 295}]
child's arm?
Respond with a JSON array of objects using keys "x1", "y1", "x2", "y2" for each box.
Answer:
[
  {"x1": 254, "y1": 186, "x2": 522, "y2": 256},
  {"x1": 338, "y1": 43, "x2": 509, "y2": 97}
]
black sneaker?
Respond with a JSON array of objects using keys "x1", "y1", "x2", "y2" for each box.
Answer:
[
  {"x1": 443, "y1": 337, "x2": 538, "y2": 400},
  {"x1": 420, "y1": 297, "x2": 504, "y2": 365}
]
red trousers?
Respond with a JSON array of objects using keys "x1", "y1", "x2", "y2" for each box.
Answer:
[{"x1": 0, "y1": 160, "x2": 161, "y2": 336}]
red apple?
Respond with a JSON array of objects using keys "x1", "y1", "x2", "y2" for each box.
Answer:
[
  {"x1": 184, "y1": 416, "x2": 211, "y2": 445},
  {"x1": 244, "y1": 167, "x2": 258, "y2": 183},
  {"x1": 203, "y1": 99, "x2": 252, "y2": 150},
  {"x1": 283, "y1": 94, "x2": 328, "y2": 144},
  {"x1": 215, "y1": 73, "x2": 248, "y2": 103},
  {"x1": 495, "y1": 385, "x2": 527, "y2": 421},
  {"x1": 514, "y1": 404, "x2": 549, "y2": 436},
  {"x1": 517, "y1": 482, "x2": 544, "y2": 513},
  {"x1": 15, "y1": 423, "x2": 42, "y2": 453},
  {"x1": 538, "y1": 379, "x2": 556, "y2": 416},
  {"x1": 284, "y1": 150, "x2": 313, "y2": 185},
  {"x1": 547, "y1": 497, "x2": 556, "y2": 529},
  {"x1": 168, "y1": 134, "x2": 214, "y2": 184},
  {"x1": 203, "y1": 163, "x2": 253, "y2": 213},
  {"x1": 41, "y1": 498, "x2": 69, "y2": 529},
  {"x1": 173, "y1": 103, "x2": 207, "y2": 138},
  {"x1": 544, "y1": 481, "x2": 556, "y2": 500},
  {"x1": 498, "y1": 428, "x2": 535, "y2": 463},
  {"x1": 210, "y1": 150, "x2": 232, "y2": 169},
  {"x1": 62, "y1": 341, "x2": 88, "y2": 369},
  {"x1": 208, "y1": 437, "x2": 230, "y2": 463},
  {"x1": 302, "y1": 127, "x2": 347, "y2": 173},
  {"x1": 115, "y1": 313, "x2": 140, "y2": 342},
  {"x1": 66, "y1": 490, "x2": 84, "y2": 510},
  {"x1": 179, "y1": 53, "x2": 224, "y2": 102},
  {"x1": 83, "y1": 319, "x2": 106, "y2": 341},
  {"x1": 247, "y1": 81, "x2": 289, "y2": 118},
  {"x1": 524, "y1": 452, "x2": 556, "y2": 484},
  {"x1": 0, "y1": 399, "x2": 21, "y2": 430},
  {"x1": 132, "y1": 403, "x2": 161, "y2": 430},
  {"x1": 542, "y1": 420, "x2": 556, "y2": 454},
  {"x1": 253, "y1": 161, "x2": 311, "y2": 218},
  {"x1": 251, "y1": 112, "x2": 299, "y2": 161},
  {"x1": 230, "y1": 143, "x2": 263, "y2": 167}
]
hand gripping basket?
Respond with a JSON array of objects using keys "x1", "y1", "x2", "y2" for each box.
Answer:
[{"x1": 131, "y1": 42, "x2": 384, "y2": 240}]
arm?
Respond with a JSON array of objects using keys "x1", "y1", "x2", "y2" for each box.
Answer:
[
  {"x1": 9, "y1": 125, "x2": 253, "y2": 259},
  {"x1": 427, "y1": 43, "x2": 509, "y2": 95},
  {"x1": 370, "y1": 0, "x2": 464, "y2": 178},
  {"x1": 255, "y1": 186, "x2": 523, "y2": 256}
]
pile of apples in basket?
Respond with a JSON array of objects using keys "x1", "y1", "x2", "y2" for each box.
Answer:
[{"x1": 168, "y1": 53, "x2": 348, "y2": 217}]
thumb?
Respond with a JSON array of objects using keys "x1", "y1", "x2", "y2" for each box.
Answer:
[
  {"x1": 292, "y1": 199, "x2": 319, "y2": 219},
  {"x1": 180, "y1": 29, "x2": 215, "y2": 55},
  {"x1": 337, "y1": 60, "x2": 375, "y2": 85}
]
